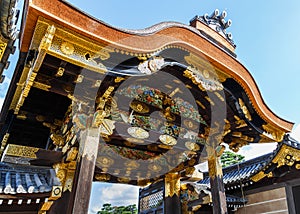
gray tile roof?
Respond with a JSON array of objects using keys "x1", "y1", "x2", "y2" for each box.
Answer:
[
  {"x1": 199, "y1": 134, "x2": 300, "y2": 188},
  {"x1": 0, "y1": 162, "x2": 60, "y2": 195}
]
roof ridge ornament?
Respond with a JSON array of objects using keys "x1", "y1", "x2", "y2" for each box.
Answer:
[
  {"x1": 190, "y1": 9, "x2": 236, "y2": 54},
  {"x1": 202, "y1": 9, "x2": 234, "y2": 45}
]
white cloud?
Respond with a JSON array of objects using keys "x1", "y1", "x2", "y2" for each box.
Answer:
[
  {"x1": 237, "y1": 143, "x2": 277, "y2": 160},
  {"x1": 88, "y1": 183, "x2": 139, "y2": 214},
  {"x1": 291, "y1": 123, "x2": 300, "y2": 142}
]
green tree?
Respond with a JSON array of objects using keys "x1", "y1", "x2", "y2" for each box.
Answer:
[
  {"x1": 97, "y1": 204, "x2": 137, "y2": 214},
  {"x1": 221, "y1": 150, "x2": 245, "y2": 167}
]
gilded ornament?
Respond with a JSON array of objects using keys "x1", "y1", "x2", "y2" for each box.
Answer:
[
  {"x1": 149, "y1": 57, "x2": 165, "y2": 72},
  {"x1": 185, "y1": 141, "x2": 200, "y2": 151},
  {"x1": 64, "y1": 169, "x2": 75, "y2": 192},
  {"x1": 1, "y1": 133, "x2": 10, "y2": 146},
  {"x1": 165, "y1": 84, "x2": 173, "y2": 89},
  {"x1": 40, "y1": 25, "x2": 56, "y2": 50},
  {"x1": 0, "y1": 39, "x2": 7, "y2": 61},
  {"x1": 240, "y1": 135, "x2": 254, "y2": 142},
  {"x1": 113, "y1": 169, "x2": 120, "y2": 175},
  {"x1": 147, "y1": 144, "x2": 158, "y2": 151},
  {"x1": 130, "y1": 100, "x2": 149, "y2": 113},
  {"x1": 238, "y1": 98, "x2": 252, "y2": 121},
  {"x1": 183, "y1": 67, "x2": 223, "y2": 92},
  {"x1": 49, "y1": 186, "x2": 62, "y2": 200},
  {"x1": 223, "y1": 122, "x2": 231, "y2": 137},
  {"x1": 207, "y1": 156, "x2": 223, "y2": 179},
  {"x1": 126, "y1": 138, "x2": 144, "y2": 144},
  {"x1": 165, "y1": 173, "x2": 181, "y2": 197},
  {"x1": 74, "y1": 74, "x2": 84, "y2": 83},
  {"x1": 55, "y1": 67, "x2": 65, "y2": 77},
  {"x1": 148, "y1": 164, "x2": 162, "y2": 172},
  {"x1": 203, "y1": 69, "x2": 210, "y2": 78},
  {"x1": 196, "y1": 100, "x2": 206, "y2": 109},
  {"x1": 4, "y1": 144, "x2": 38, "y2": 159},
  {"x1": 183, "y1": 120, "x2": 197, "y2": 130},
  {"x1": 125, "y1": 160, "x2": 140, "y2": 169},
  {"x1": 232, "y1": 132, "x2": 242, "y2": 137},
  {"x1": 272, "y1": 144, "x2": 300, "y2": 168},
  {"x1": 205, "y1": 96, "x2": 215, "y2": 105},
  {"x1": 138, "y1": 57, "x2": 164, "y2": 74},
  {"x1": 114, "y1": 77, "x2": 125, "y2": 83},
  {"x1": 162, "y1": 108, "x2": 176, "y2": 121},
  {"x1": 137, "y1": 179, "x2": 151, "y2": 186},
  {"x1": 56, "y1": 169, "x2": 66, "y2": 185},
  {"x1": 214, "y1": 91, "x2": 225, "y2": 102},
  {"x1": 251, "y1": 171, "x2": 266, "y2": 182},
  {"x1": 234, "y1": 116, "x2": 247, "y2": 128},
  {"x1": 99, "y1": 119, "x2": 115, "y2": 135},
  {"x1": 97, "y1": 156, "x2": 114, "y2": 167},
  {"x1": 261, "y1": 124, "x2": 285, "y2": 142},
  {"x1": 95, "y1": 173, "x2": 111, "y2": 181},
  {"x1": 50, "y1": 133, "x2": 65, "y2": 147},
  {"x1": 215, "y1": 71, "x2": 229, "y2": 83},
  {"x1": 92, "y1": 80, "x2": 102, "y2": 88},
  {"x1": 159, "y1": 134, "x2": 177, "y2": 146},
  {"x1": 122, "y1": 141, "x2": 136, "y2": 148},
  {"x1": 158, "y1": 144, "x2": 172, "y2": 150},
  {"x1": 229, "y1": 139, "x2": 248, "y2": 152},
  {"x1": 98, "y1": 49, "x2": 111, "y2": 60},
  {"x1": 60, "y1": 42, "x2": 75, "y2": 55},
  {"x1": 127, "y1": 127, "x2": 149, "y2": 139},
  {"x1": 188, "y1": 158, "x2": 197, "y2": 166},
  {"x1": 169, "y1": 87, "x2": 181, "y2": 97},
  {"x1": 66, "y1": 147, "x2": 78, "y2": 162},
  {"x1": 117, "y1": 177, "x2": 130, "y2": 183},
  {"x1": 40, "y1": 201, "x2": 54, "y2": 212}
]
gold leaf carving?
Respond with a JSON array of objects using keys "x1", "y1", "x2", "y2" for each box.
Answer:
[
  {"x1": 40, "y1": 25, "x2": 56, "y2": 50},
  {"x1": 33, "y1": 81, "x2": 51, "y2": 91},
  {"x1": 261, "y1": 124, "x2": 285, "y2": 142},
  {"x1": 4, "y1": 144, "x2": 39, "y2": 158},
  {"x1": 238, "y1": 98, "x2": 252, "y2": 121},
  {"x1": 272, "y1": 144, "x2": 300, "y2": 167},
  {"x1": 251, "y1": 171, "x2": 267, "y2": 182},
  {"x1": 56, "y1": 67, "x2": 65, "y2": 77},
  {"x1": 165, "y1": 173, "x2": 181, "y2": 197},
  {"x1": 66, "y1": 147, "x2": 78, "y2": 162},
  {"x1": 95, "y1": 173, "x2": 111, "y2": 181},
  {"x1": 0, "y1": 38, "x2": 7, "y2": 61},
  {"x1": 60, "y1": 42, "x2": 75, "y2": 55}
]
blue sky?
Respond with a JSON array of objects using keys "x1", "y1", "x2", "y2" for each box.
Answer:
[{"x1": 0, "y1": 1, "x2": 300, "y2": 213}]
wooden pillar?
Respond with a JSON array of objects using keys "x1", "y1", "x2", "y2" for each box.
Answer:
[
  {"x1": 207, "y1": 146, "x2": 227, "y2": 214},
  {"x1": 71, "y1": 128, "x2": 100, "y2": 214},
  {"x1": 164, "y1": 173, "x2": 181, "y2": 214}
]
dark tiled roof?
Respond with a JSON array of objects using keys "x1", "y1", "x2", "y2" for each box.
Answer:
[
  {"x1": 199, "y1": 153, "x2": 272, "y2": 187},
  {"x1": 187, "y1": 184, "x2": 247, "y2": 208},
  {"x1": 199, "y1": 134, "x2": 300, "y2": 187},
  {"x1": 0, "y1": 162, "x2": 60, "y2": 195}
]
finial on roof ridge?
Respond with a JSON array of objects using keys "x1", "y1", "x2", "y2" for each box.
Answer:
[{"x1": 191, "y1": 9, "x2": 235, "y2": 47}]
